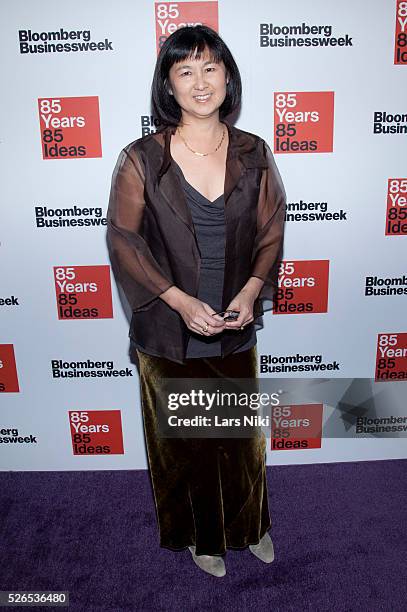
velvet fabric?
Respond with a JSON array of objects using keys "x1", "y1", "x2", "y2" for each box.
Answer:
[{"x1": 136, "y1": 345, "x2": 271, "y2": 557}]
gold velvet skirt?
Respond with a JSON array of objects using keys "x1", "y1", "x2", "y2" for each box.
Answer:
[{"x1": 136, "y1": 345, "x2": 271, "y2": 557}]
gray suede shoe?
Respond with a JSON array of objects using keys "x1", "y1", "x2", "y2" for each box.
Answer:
[
  {"x1": 188, "y1": 546, "x2": 226, "y2": 577},
  {"x1": 249, "y1": 532, "x2": 275, "y2": 563}
]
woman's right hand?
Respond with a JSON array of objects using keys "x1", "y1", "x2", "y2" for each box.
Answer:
[{"x1": 177, "y1": 296, "x2": 226, "y2": 336}]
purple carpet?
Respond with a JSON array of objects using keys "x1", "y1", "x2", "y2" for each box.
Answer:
[{"x1": 1, "y1": 459, "x2": 406, "y2": 611}]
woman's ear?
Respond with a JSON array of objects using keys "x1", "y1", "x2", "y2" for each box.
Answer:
[{"x1": 165, "y1": 78, "x2": 173, "y2": 95}]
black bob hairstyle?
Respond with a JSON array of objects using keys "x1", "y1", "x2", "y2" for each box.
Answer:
[{"x1": 151, "y1": 25, "x2": 242, "y2": 127}]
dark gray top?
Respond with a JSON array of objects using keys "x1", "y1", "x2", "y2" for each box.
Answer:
[{"x1": 172, "y1": 160, "x2": 257, "y2": 359}]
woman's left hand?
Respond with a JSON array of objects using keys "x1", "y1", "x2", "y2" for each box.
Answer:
[{"x1": 223, "y1": 288, "x2": 256, "y2": 331}]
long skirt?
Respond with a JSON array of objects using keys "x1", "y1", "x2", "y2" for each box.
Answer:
[{"x1": 136, "y1": 345, "x2": 271, "y2": 557}]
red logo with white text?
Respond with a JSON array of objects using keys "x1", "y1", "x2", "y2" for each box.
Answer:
[
  {"x1": 271, "y1": 404, "x2": 323, "y2": 450},
  {"x1": 155, "y1": 2, "x2": 218, "y2": 53},
  {"x1": 273, "y1": 260, "x2": 329, "y2": 314},
  {"x1": 375, "y1": 333, "x2": 407, "y2": 381},
  {"x1": 386, "y1": 178, "x2": 407, "y2": 235},
  {"x1": 0, "y1": 345, "x2": 20, "y2": 392},
  {"x1": 54, "y1": 266, "x2": 113, "y2": 319},
  {"x1": 274, "y1": 91, "x2": 334, "y2": 153},
  {"x1": 69, "y1": 410, "x2": 124, "y2": 455},
  {"x1": 394, "y1": 0, "x2": 407, "y2": 64},
  {"x1": 38, "y1": 96, "x2": 102, "y2": 159}
]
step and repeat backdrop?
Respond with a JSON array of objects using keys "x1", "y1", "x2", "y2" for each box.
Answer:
[{"x1": 1, "y1": 0, "x2": 406, "y2": 470}]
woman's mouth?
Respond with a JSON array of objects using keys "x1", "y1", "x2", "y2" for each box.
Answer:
[{"x1": 193, "y1": 93, "x2": 212, "y2": 103}]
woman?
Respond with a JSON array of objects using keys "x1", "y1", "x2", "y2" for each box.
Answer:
[{"x1": 107, "y1": 25, "x2": 286, "y2": 578}]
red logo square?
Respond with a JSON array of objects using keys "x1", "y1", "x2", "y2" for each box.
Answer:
[
  {"x1": 38, "y1": 96, "x2": 102, "y2": 159},
  {"x1": 54, "y1": 265, "x2": 113, "y2": 319},
  {"x1": 274, "y1": 91, "x2": 334, "y2": 154}
]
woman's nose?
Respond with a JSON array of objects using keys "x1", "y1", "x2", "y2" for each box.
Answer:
[{"x1": 194, "y1": 72, "x2": 208, "y2": 90}]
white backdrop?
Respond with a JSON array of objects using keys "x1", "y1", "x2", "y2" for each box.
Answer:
[{"x1": 1, "y1": 0, "x2": 406, "y2": 470}]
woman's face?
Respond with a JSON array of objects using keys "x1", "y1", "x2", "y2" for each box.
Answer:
[{"x1": 167, "y1": 46, "x2": 228, "y2": 121}]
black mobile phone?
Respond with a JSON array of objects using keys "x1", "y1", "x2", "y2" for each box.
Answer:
[
  {"x1": 212, "y1": 310, "x2": 240, "y2": 321},
  {"x1": 224, "y1": 311, "x2": 239, "y2": 321}
]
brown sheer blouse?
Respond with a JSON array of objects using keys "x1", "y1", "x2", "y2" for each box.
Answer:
[{"x1": 106, "y1": 120, "x2": 286, "y2": 364}]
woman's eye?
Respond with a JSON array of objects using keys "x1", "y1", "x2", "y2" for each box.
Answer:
[{"x1": 179, "y1": 67, "x2": 215, "y2": 77}]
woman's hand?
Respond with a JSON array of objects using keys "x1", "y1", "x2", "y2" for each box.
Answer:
[
  {"x1": 177, "y1": 295, "x2": 226, "y2": 336},
  {"x1": 223, "y1": 288, "x2": 256, "y2": 331}
]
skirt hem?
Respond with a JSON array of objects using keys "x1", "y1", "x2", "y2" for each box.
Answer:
[{"x1": 159, "y1": 522, "x2": 272, "y2": 556}]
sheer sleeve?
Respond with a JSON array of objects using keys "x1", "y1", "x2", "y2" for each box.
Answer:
[
  {"x1": 250, "y1": 139, "x2": 286, "y2": 302},
  {"x1": 107, "y1": 145, "x2": 174, "y2": 312}
]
